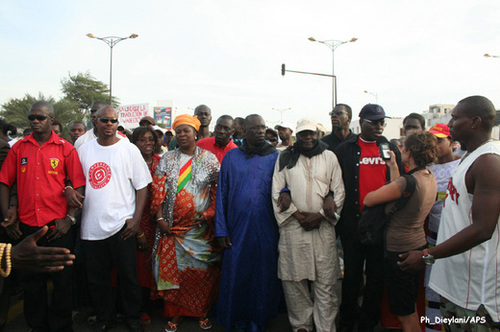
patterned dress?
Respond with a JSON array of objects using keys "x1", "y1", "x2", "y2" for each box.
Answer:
[
  {"x1": 151, "y1": 147, "x2": 220, "y2": 317},
  {"x1": 136, "y1": 154, "x2": 161, "y2": 288}
]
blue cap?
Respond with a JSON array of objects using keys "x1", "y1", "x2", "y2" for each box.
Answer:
[{"x1": 359, "y1": 104, "x2": 386, "y2": 120}]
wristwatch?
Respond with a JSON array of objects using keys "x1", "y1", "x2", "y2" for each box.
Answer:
[
  {"x1": 66, "y1": 214, "x2": 77, "y2": 226},
  {"x1": 422, "y1": 249, "x2": 435, "y2": 265}
]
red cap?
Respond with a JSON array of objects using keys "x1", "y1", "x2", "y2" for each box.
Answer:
[{"x1": 429, "y1": 123, "x2": 451, "y2": 138}]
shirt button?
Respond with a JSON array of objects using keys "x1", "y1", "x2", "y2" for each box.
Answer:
[
  {"x1": 356, "y1": 163, "x2": 359, "y2": 166},
  {"x1": 36, "y1": 194, "x2": 39, "y2": 196},
  {"x1": 37, "y1": 163, "x2": 40, "y2": 165},
  {"x1": 36, "y1": 177, "x2": 39, "y2": 180},
  {"x1": 37, "y1": 209, "x2": 39, "y2": 211}
]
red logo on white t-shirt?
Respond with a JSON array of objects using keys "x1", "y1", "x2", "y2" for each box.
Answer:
[{"x1": 89, "y1": 162, "x2": 112, "y2": 189}]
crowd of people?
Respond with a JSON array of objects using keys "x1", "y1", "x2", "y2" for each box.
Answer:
[{"x1": 0, "y1": 95, "x2": 498, "y2": 332}]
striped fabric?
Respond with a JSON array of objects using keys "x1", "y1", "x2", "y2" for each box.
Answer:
[{"x1": 177, "y1": 157, "x2": 193, "y2": 193}]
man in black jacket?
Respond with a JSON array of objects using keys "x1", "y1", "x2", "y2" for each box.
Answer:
[{"x1": 335, "y1": 104, "x2": 404, "y2": 332}]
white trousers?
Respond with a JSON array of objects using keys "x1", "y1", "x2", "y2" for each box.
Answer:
[{"x1": 282, "y1": 279, "x2": 341, "y2": 332}]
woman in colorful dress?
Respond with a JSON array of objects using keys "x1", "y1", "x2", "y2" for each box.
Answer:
[
  {"x1": 131, "y1": 126, "x2": 161, "y2": 325},
  {"x1": 151, "y1": 114, "x2": 220, "y2": 332}
]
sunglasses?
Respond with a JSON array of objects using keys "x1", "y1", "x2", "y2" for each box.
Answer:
[
  {"x1": 363, "y1": 118, "x2": 387, "y2": 127},
  {"x1": 28, "y1": 115, "x2": 49, "y2": 121},
  {"x1": 266, "y1": 137, "x2": 278, "y2": 142},
  {"x1": 98, "y1": 118, "x2": 119, "y2": 124},
  {"x1": 329, "y1": 110, "x2": 346, "y2": 116}
]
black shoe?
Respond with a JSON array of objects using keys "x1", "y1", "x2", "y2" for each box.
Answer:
[
  {"x1": 93, "y1": 322, "x2": 115, "y2": 331},
  {"x1": 126, "y1": 318, "x2": 144, "y2": 332},
  {"x1": 338, "y1": 326, "x2": 354, "y2": 332}
]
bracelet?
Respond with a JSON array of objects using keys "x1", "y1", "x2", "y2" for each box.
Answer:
[
  {"x1": 0, "y1": 243, "x2": 12, "y2": 278},
  {"x1": 136, "y1": 232, "x2": 145, "y2": 239},
  {"x1": 156, "y1": 217, "x2": 165, "y2": 222},
  {"x1": 63, "y1": 186, "x2": 73, "y2": 193}
]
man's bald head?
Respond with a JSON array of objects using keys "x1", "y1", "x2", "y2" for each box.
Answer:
[
  {"x1": 95, "y1": 105, "x2": 117, "y2": 118},
  {"x1": 30, "y1": 101, "x2": 54, "y2": 117},
  {"x1": 457, "y1": 96, "x2": 496, "y2": 131}
]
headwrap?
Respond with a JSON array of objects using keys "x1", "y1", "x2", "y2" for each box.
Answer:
[
  {"x1": 172, "y1": 114, "x2": 201, "y2": 131},
  {"x1": 279, "y1": 139, "x2": 328, "y2": 171}
]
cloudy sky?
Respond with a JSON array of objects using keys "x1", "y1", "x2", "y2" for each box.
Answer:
[{"x1": 1, "y1": 0, "x2": 499, "y2": 129}]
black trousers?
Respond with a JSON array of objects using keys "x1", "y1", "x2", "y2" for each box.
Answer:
[
  {"x1": 17, "y1": 222, "x2": 76, "y2": 332},
  {"x1": 339, "y1": 236, "x2": 384, "y2": 330},
  {"x1": 82, "y1": 228, "x2": 141, "y2": 326}
]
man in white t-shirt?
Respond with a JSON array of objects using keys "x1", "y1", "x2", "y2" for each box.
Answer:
[{"x1": 78, "y1": 106, "x2": 151, "y2": 332}]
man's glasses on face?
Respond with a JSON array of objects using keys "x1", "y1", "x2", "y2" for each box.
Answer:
[
  {"x1": 363, "y1": 118, "x2": 387, "y2": 127},
  {"x1": 98, "y1": 118, "x2": 119, "y2": 124},
  {"x1": 329, "y1": 110, "x2": 346, "y2": 116},
  {"x1": 28, "y1": 115, "x2": 49, "y2": 121},
  {"x1": 138, "y1": 137, "x2": 156, "y2": 143},
  {"x1": 266, "y1": 137, "x2": 278, "y2": 143}
]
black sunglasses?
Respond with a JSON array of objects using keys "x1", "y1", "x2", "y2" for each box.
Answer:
[
  {"x1": 329, "y1": 110, "x2": 345, "y2": 116},
  {"x1": 28, "y1": 115, "x2": 49, "y2": 121},
  {"x1": 266, "y1": 137, "x2": 278, "y2": 142},
  {"x1": 98, "y1": 118, "x2": 119, "y2": 124}
]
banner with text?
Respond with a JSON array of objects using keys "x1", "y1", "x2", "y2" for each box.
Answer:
[{"x1": 118, "y1": 103, "x2": 149, "y2": 128}]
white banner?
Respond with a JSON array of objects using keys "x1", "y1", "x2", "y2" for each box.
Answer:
[{"x1": 118, "y1": 103, "x2": 149, "y2": 128}]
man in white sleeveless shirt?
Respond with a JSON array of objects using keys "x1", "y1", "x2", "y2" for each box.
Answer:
[{"x1": 399, "y1": 96, "x2": 500, "y2": 330}]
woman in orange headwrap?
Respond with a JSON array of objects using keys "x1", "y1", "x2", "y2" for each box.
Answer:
[{"x1": 150, "y1": 114, "x2": 220, "y2": 331}]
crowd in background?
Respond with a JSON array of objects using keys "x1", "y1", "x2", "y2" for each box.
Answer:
[{"x1": 0, "y1": 96, "x2": 499, "y2": 332}]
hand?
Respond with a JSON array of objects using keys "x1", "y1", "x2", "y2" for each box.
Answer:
[
  {"x1": 136, "y1": 234, "x2": 148, "y2": 252},
  {"x1": 5, "y1": 219, "x2": 22, "y2": 241},
  {"x1": 298, "y1": 212, "x2": 323, "y2": 231},
  {"x1": 12, "y1": 226, "x2": 75, "y2": 273},
  {"x1": 217, "y1": 236, "x2": 232, "y2": 249},
  {"x1": 397, "y1": 251, "x2": 425, "y2": 273},
  {"x1": 386, "y1": 151, "x2": 397, "y2": 168},
  {"x1": 1, "y1": 206, "x2": 18, "y2": 228},
  {"x1": 121, "y1": 218, "x2": 141, "y2": 240},
  {"x1": 64, "y1": 187, "x2": 85, "y2": 209},
  {"x1": 323, "y1": 195, "x2": 337, "y2": 219},
  {"x1": 47, "y1": 218, "x2": 71, "y2": 242},
  {"x1": 293, "y1": 210, "x2": 306, "y2": 223},
  {"x1": 157, "y1": 219, "x2": 170, "y2": 234},
  {"x1": 278, "y1": 191, "x2": 291, "y2": 212},
  {"x1": 192, "y1": 213, "x2": 206, "y2": 229}
]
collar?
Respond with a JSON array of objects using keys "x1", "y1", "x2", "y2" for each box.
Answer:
[{"x1": 22, "y1": 130, "x2": 64, "y2": 146}]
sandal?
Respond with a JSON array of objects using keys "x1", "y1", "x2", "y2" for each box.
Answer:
[
  {"x1": 165, "y1": 320, "x2": 179, "y2": 332},
  {"x1": 140, "y1": 313, "x2": 151, "y2": 325},
  {"x1": 199, "y1": 317, "x2": 212, "y2": 330}
]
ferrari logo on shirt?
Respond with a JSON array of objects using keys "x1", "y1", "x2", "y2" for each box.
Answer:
[{"x1": 50, "y1": 158, "x2": 60, "y2": 169}]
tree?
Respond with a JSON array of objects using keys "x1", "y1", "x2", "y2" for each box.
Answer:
[
  {"x1": 60, "y1": 71, "x2": 119, "y2": 112},
  {"x1": 0, "y1": 93, "x2": 82, "y2": 141}
]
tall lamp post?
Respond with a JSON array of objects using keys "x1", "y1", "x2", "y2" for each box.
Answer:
[
  {"x1": 484, "y1": 53, "x2": 500, "y2": 59},
  {"x1": 364, "y1": 90, "x2": 378, "y2": 103},
  {"x1": 272, "y1": 107, "x2": 291, "y2": 123},
  {"x1": 86, "y1": 33, "x2": 139, "y2": 104},
  {"x1": 308, "y1": 37, "x2": 357, "y2": 109}
]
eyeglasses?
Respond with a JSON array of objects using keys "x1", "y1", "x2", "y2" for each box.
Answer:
[
  {"x1": 329, "y1": 110, "x2": 346, "y2": 116},
  {"x1": 28, "y1": 115, "x2": 49, "y2": 121},
  {"x1": 137, "y1": 137, "x2": 156, "y2": 143},
  {"x1": 363, "y1": 118, "x2": 387, "y2": 127},
  {"x1": 266, "y1": 137, "x2": 278, "y2": 142},
  {"x1": 98, "y1": 118, "x2": 119, "y2": 124}
]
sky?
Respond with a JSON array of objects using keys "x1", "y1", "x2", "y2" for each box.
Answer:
[{"x1": 1, "y1": 0, "x2": 499, "y2": 130}]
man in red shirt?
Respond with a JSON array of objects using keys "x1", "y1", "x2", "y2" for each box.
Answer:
[
  {"x1": 196, "y1": 115, "x2": 237, "y2": 163},
  {"x1": 0, "y1": 100, "x2": 85, "y2": 332}
]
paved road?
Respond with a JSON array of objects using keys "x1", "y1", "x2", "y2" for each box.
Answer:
[{"x1": 4, "y1": 299, "x2": 293, "y2": 331}]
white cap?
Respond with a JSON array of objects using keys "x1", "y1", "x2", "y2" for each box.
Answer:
[
  {"x1": 274, "y1": 122, "x2": 294, "y2": 131},
  {"x1": 152, "y1": 125, "x2": 166, "y2": 134},
  {"x1": 296, "y1": 117, "x2": 318, "y2": 133}
]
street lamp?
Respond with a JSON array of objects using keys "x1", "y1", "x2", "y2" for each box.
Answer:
[
  {"x1": 364, "y1": 90, "x2": 378, "y2": 103},
  {"x1": 308, "y1": 37, "x2": 357, "y2": 108},
  {"x1": 86, "y1": 33, "x2": 139, "y2": 104},
  {"x1": 272, "y1": 107, "x2": 291, "y2": 122},
  {"x1": 484, "y1": 53, "x2": 500, "y2": 58}
]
